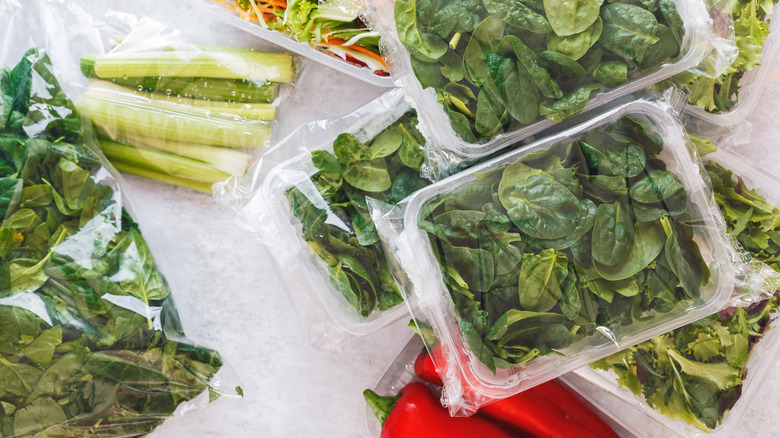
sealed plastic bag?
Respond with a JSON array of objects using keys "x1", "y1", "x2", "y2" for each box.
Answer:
[
  {"x1": 0, "y1": 12, "x2": 239, "y2": 437},
  {"x1": 365, "y1": 0, "x2": 714, "y2": 173},
  {"x1": 372, "y1": 97, "x2": 735, "y2": 416},
  {"x1": 32, "y1": 0, "x2": 299, "y2": 194}
]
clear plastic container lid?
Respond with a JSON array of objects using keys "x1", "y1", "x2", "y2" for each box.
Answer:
[
  {"x1": 373, "y1": 98, "x2": 735, "y2": 416},
  {"x1": 683, "y1": 4, "x2": 780, "y2": 126},
  {"x1": 195, "y1": 0, "x2": 396, "y2": 88},
  {"x1": 365, "y1": 0, "x2": 712, "y2": 166}
]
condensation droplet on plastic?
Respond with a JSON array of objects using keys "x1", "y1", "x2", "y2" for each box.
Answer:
[{"x1": 165, "y1": 89, "x2": 172, "y2": 96}]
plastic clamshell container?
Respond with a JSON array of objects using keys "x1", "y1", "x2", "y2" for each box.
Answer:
[
  {"x1": 563, "y1": 297, "x2": 780, "y2": 436},
  {"x1": 366, "y1": 0, "x2": 712, "y2": 163},
  {"x1": 195, "y1": 0, "x2": 396, "y2": 88},
  {"x1": 684, "y1": 8, "x2": 780, "y2": 126},
  {"x1": 560, "y1": 147, "x2": 780, "y2": 438},
  {"x1": 383, "y1": 99, "x2": 734, "y2": 413},
  {"x1": 256, "y1": 93, "x2": 420, "y2": 341}
]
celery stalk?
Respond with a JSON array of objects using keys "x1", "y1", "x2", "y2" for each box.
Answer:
[
  {"x1": 106, "y1": 132, "x2": 253, "y2": 176},
  {"x1": 111, "y1": 161, "x2": 216, "y2": 194},
  {"x1": 81, "y1": 54, "x2": 278, "y2": 103},
  {"x1": 90, "y1": 50, "x2": 294, "y2": 83},
  {"x1": 100, "y1": 139, "x2": 232, "y2": 183},
  {"x1": 77, "y1": 95, "x2": 272, "y2": 149},
  {"x1": 85, "y1": 79, "x2": 277, "y2": 121}
]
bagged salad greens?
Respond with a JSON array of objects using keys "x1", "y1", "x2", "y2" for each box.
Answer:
[
  {"x1": 670, "y1": 0, "x2": 779, "y2": 115},
  {"x1": 0, "y1": 48, "x2": 237, "y2": 437}
]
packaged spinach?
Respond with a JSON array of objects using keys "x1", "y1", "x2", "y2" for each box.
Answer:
[
  {"x1": 372, "y1": 98, "x2": 734, "y2": 417},
  {"x1": 365, "y1": 0, "x2": 714, "y2": 171},
  {"x1": 0, "y1": 48, "x2": 239, "y2": 437},
  {"x1": 216, "y1": 89, "x2": 431, "y2": 350},
  {"x1": 563, "y1": 144, "x2": 780, "y2": 437}
]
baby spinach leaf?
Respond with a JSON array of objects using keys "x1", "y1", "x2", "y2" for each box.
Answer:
[
  {"x1": 539, "y1": 83, "x2": 600, "y2": 123},
  {"x1": 546, "y1": 17, "x2": 603, "y2": 60},
  {"x1": 464, "y1": 16, "x2": 506, "y2": 87},
  {"x1": 629, "y1": 169, "x2": 684, "y2": 204},
  {"x1": 483, "y1": 0, "x2": 551, "y2": 33},
  {"x1": 600, "y1": 3, "x2": 661, "y2": 65},
  {"x1": 544, "y1": 0, "x2": 604, "y2": 37},
  {"x1": 395, "y1": 0, "x2": 449, "y2": 62},
  {"x1": 517, "y1": 249, "x2": 567, "y2": 311},
  {"x1": 592, "y1": 202, "x2": 636, "y2": 266},
  {"x1": 343, "y1": 159, "x2": 392, "y2": 192},
  {"x1": 593, "y1": 60, "x2": 629, "y2": 88},
  {"x1": 498, "y1": 163, "x2": 581, "y2": 239},
  {"x1": 594, "y1": 220, "x2": 665, "y2": 281}
]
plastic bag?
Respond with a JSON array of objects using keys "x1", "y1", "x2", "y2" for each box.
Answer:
[
  {"x1": 33, "y1": 0, "x2": 300, "y2": 194},
  {"x1": 372, "y1": 97, "x2": 735, "y2": 416},
  {"x1": 364, "y1": 0, "x2": 715, "y2": 173},
  {"x1": 215, "y1": 88, "x2": 432, "y2": 350},
  {"x1": 0, "y1": 4, "x2": 240, "y2": 436}
]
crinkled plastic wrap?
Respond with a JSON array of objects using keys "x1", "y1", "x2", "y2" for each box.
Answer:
[
  {"x1": 195, "y1": 0, "x2": 395, "y2": 87},
  {"x1": 676, "y1": 0, "x2": 780, "y2": 124},
  {"x1": 371, "y1": 98, "x2": 735, "y2": 416},
  {"x1": 0, "y1": 46, "x2": 240, "y2": 438},
  {"x1": 365, "y1": 0, "x2": 714, "y2": 173},
  {"x1": 215, "y1": 88, "x2": 434, "y2": 350},
  {"x1": 0, "y1": 4, "x2": 240, "y2": 437},
  {"x1": 32, "y1": 0, "x2": 298, "y2": 194}
]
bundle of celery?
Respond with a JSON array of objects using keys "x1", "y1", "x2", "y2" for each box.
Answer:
[{"x1": 78, "y1": 46, "x2": 294, "y2": 193}]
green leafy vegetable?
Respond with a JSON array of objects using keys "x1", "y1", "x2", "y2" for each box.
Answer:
[
  {"x1": 395, "y1": 0, "x2": 686, "y2": 142},
  {"x1": 286, "y1": 112, "x2": 430, "y2": 318},
  {"x1": 590, "y1": 154, "x2": 780, "y2": 431},
  {"x1": 420, "y1": 115, "x2": 709, "y2": 370},
  {"x1": 669, "y1": 0, "x2": 778, "y2": 113},
  {"x1": 0, "y1": 49, "x2": 231, "y2": 437}
]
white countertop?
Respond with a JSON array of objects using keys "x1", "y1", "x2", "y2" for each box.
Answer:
[{"x1": 22, "y1": 1, "x2": 780, "y2": 436}]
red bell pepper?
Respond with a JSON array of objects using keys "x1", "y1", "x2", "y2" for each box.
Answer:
[
  {"x1": 414, "y1": 347, "x2": 619, "y2": 438},
  {"x1": 364, "y1": 381, "x2": 521, "y2": 438}
]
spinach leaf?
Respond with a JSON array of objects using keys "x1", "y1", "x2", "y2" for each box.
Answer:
[
  {"x1": 600, "y1": 3, "x2": 661, "y2": 65},
  {"x1": 544, "y1": 0, "x2": 604, "y2": 37},
  {"x1": 395, "y1": 0, "x2": 449, "y2": 62}
]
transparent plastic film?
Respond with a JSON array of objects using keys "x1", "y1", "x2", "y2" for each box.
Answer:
[
  {"x1": 34, "y1": 1, "x2": 298, "y2": 194},
  {"x1": 699, "y1": 145, "x2": 780, "y2": 307},
  {"x1": 0, "y1": 41, "x2": 240, "y2": 438},
  {"x1": 215, "y1": 89, "x2": 436, "y2": 350},
  {"x1": 195, "y1": 0, "x2": 395, "y2": 87},
  {"x1": 371, "y1": 98, "x2": 735, "y2": 416},
  {"x1": 676, "y1": 0, "x2": 780, "y2": 123},
  {"x1": 364, "y1": 0, "x2": 714, "y2": 169},
  {"x1": 686, "y1": 0, "x2": 738, "y2": 79}
]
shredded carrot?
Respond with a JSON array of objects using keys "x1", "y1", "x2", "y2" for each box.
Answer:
[{"x1": 320, "y1": 38, "x2": 386, "y2": 68}]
